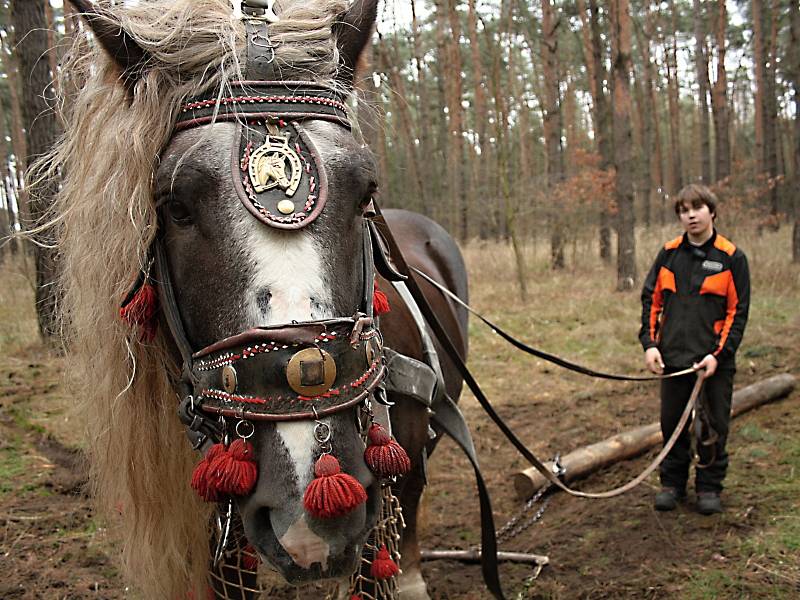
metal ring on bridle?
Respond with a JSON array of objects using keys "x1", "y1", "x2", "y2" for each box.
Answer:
[
  {"x1": 313, "y1": 421, "x2": 331, "y2": 445},
  {"x1": 235, "y1": 419, "x2": 255, "y2": 440}
]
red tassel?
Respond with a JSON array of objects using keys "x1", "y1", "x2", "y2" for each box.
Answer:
[
  {"x1": 209, "y1": 439, "x2": 258, "y2": 496},
  {"x1": 120, "y1": 281, "x2": 159, "y2": 341},
  {"x1": 350, "y1": 596, "x2": 363, "y2": 600},
  {"x1": 242, "y1": 544, "x2": 261, "y2": 571},
  {"x1": 190, "y1": 443, "x2": 226, "y2": 502},
  {"x1": 190, "y1": 440, "x2": 258, "y2": 502},
  {"x1": 373, "y1": 281, "x2": 390, "y2": 316},
  {"x1": 303, "y1": 454, "x2": 367, "y2": 519},
  {"x1": 364, "y1": 424, "x2": 411, "y2": 477},
  {"x1": 370, "y1": 545, "x2": 399, "y2": 579}
]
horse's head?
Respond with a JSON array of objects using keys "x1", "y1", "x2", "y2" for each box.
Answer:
[{"x1": 72, "y1": 0, "x2": 394, "y2": 585}]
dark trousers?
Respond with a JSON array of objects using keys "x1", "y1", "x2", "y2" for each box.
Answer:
[{"x1": 659, "y1": 368, "x2": 735, "y2": 494}]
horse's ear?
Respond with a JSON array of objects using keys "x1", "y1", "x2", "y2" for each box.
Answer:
[
  {"x1": 332, "y1": 0, "x2": 378, "y2": 88},
  {"x1": 68, "y1": 0, "x2": 149, "y2": 95}
]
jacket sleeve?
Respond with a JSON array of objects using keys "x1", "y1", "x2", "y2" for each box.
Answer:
[
  {"x1": 713, "y1": 250, "x2": 750, "y2": 361},
  {"x1": 639, "y1": 248, "x2": 665, "y2": 351}
]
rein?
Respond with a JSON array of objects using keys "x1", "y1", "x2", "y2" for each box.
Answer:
[{"x1": 369, "y1": 203, "x2": 707, "y2": 600}]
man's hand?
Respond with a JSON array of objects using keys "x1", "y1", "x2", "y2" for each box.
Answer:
[
  {"x1": 645, "y1": 347, "x2": 664, "y2": 374},
  {"x1": 693, "y1": 354, "x2": 718, "y2": 379}
]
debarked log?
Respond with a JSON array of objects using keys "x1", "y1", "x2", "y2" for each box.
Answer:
[
  {"x1": 513, "y1": 374, "x2": 796, "y2": 499},
  {"x1": 420, "y1": 549, "x2": 549, "y2": 566}
]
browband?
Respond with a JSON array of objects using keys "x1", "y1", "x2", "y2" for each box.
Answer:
[{"x1": 174, "y1": 81, "x2": 351, "y2": 131}]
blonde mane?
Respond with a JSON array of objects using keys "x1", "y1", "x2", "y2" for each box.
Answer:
[{"x1": 44, "y1": 1, "x2": 349, "y2": 596}]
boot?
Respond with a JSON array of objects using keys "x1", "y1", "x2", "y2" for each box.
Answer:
[
  {"x1": 696, "y1": 492, "x2": 722, "y2": 515},
  {"x1": 654, "y1": 487, "x2": 685, "y2": 511}
]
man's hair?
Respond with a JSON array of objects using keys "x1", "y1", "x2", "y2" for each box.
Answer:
[{"x1": 674, "y1": 183, "x2": 717, "y2": 217}]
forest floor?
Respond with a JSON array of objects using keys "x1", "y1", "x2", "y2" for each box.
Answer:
[{"x1": 1, "y1": 226, "x2": 799, "y2": 599}]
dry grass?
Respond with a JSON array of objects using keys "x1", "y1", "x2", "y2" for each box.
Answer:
[{"x1": 0, "y1": 255, "x2": 39, "y2": 356}]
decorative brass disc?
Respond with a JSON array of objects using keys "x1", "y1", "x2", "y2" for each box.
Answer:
[
  {"x1": 248, "y1": 134, "x2": 303, "y2": 197},
  {"x1": 286, "y1": 348, "x2": 337, "y2": 396},
  {"x1": 221, "y1": 365, "x2": 238, "y2": 393}
]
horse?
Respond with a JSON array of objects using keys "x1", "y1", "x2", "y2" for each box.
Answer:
[{"x1": 50, "y1": 1, "x2": 467, "y2": 598}]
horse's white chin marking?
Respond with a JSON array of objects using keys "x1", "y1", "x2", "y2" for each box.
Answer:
[{"x1": 278, "y1": 515, "x2": 330, "y2": 570}]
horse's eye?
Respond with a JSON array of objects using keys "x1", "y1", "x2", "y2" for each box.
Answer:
[
  {"x1": 360, "y1": 183, "x2": 378, "y2": 210},
  {"x1": 166, "y1": 197, "x2": 193, "y2": 225}
]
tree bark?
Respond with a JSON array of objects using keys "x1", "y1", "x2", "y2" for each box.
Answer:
[
  {"x1": 636, "y1": 11, "x2": 664, "y2": 227},
  {"x1": 790, "y1": 0, "x2": 800, "y2": 261},
  {"x1": 377, "y1": 37, "x2": 426, "y2": 215},
  {"x1": 693, "y1": 0, "x2": 711, "y2": 183},
  {"x1": 541, "y1": 0, "x2": 565, "y2": 270},
  {"x1": 0, "y1": 86, "x2": 19, "y2": 258},
  {"x1": 665, "y1": 0, "x2": 683, "y2": 194},
  {"x1": 444, "y1": 0, "x2": 468, "y2": 242},
  {"x1": 409, "y1": 0, "x2": 433, "y2": 213},
  {"x1": 467, "y1": 0, "x2": 489, "y2": 240},
  {"x1": 763, "y1": 0, "x2": 780, "y2": 225},
  {"x1": 11, "y1": 0, "x2": 62, "y2": 342},
  {"x1": 751, "y1": 0, "x2": 769, "y2": 184},
  {"x1": 610, "y1": 0, "x2": 636, "y2": 291},
  {"x1": 578, "y1": 0, "x2": 613, "y2": 261},
  {"x1": 710, "y1": 0, "x2": 731, "y2": 181}
]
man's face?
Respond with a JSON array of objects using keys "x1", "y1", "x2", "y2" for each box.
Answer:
[{"x1": 677, "y1": 201, "x2": 714, "y2": 239}]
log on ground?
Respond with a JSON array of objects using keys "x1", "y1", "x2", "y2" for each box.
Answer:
[{"x1": 513, "y1": 374, "x2": 796, "y2": 499}]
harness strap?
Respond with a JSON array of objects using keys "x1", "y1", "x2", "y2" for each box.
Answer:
[
  {"x1": 153, "y1": 236, "x2": 195, "y2": 373},
  {"x1": 428, "y1": 393, "x2": 505, "y2": 600}
]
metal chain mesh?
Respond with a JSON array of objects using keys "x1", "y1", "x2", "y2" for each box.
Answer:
[{"x1": 328, "y1": 483, "x2": 405, "y2": 600}]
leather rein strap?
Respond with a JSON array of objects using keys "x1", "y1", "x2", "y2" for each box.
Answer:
[{"x1": 369, "y1": 203, "x2": 705, "y2": 600}]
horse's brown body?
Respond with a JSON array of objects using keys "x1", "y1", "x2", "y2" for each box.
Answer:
[{"x1": 379, "y1": 208, "x2": 469, "y2": 598}]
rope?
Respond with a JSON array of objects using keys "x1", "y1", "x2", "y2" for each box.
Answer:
[{"x1": 410, "y1": 266, "x2": 694, "y2": 382}]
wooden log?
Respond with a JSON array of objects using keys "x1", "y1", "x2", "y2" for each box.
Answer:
[
  {"x1": 420, "y1": 549, "x2": 549, "y2": 566},
  {"x1": 513, "y1": 374, "x2": 796, "y2": 499}
]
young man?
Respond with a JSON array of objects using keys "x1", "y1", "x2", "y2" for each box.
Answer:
[{"x1": 640, "y1": 184, "x2": 750, "y2": 515}]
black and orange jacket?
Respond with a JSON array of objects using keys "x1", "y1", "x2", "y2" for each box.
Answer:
[{"x1": 639, "y1": 230, "x2": 750, "y2": 369}]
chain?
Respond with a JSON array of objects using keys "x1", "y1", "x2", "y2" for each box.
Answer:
[{"x1": 495, "y1": 482, "x2": 552, "y2": 545}]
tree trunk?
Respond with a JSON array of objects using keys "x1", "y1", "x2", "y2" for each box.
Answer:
[
  {"x1": 0, "y1": 87, "x2": 19, "y2": 258},
  {"x1": 0, "y1": 33, "x2": 29, "y2": 220},
  {"x1": 11, "y1": 0, "x2": 62, "y2": 342},
  {"x1": 790, "y1": 0, "x2": 800, "y2": 261},
  {"x1": 541, "y1": 0, "x2": 565, "y2": 270},
  {"x1": 610, "y1": 0, "x2": 636, "y2": 291},
  {"x1": 632, "y1": 28, "x2": 651, "y2": 228},
  {"x1": 635, "y1": 10, "x2": 662, "y2": 227},
  {"x1": 764, "y1": 0, "x2": 780, "y2": 226},
  {"x1": 665, "y1": 0, "x2": 683, "y2": 194},
  {"x1": 377, "y1": 38, "x2": 426, "y2": 214},
  {"x1": 752, "y1": 0, "x2": 768, "y2": 178},
  {"x1": 710, "y1": 0, "x2": 731, "y2": 181},
  {"x1": 693, "y1": 0, "x2": 711, "y2": 183},
  {"x1": 578, "y1": 0, "x2": 614, "y2": 261},
  {"x1": 409, "y1": 0, "x2": 433, "y2": 214},
  {"x1": 467, "y1": 0, "x2": 489, "y2": 240},
  {"x1": 444, "y1": 0, "x2": 468, "y2": 242}
]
